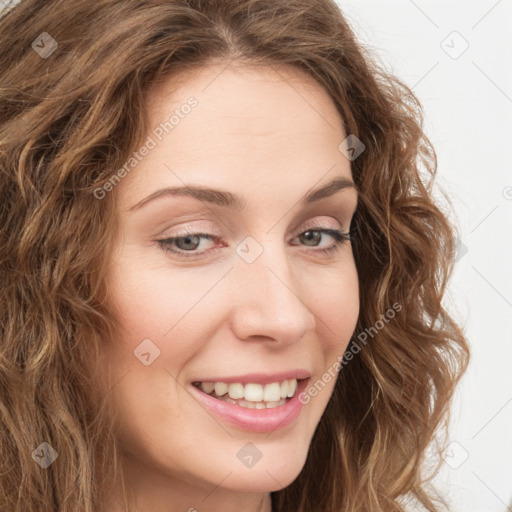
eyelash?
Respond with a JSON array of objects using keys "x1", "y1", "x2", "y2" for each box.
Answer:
[{"x1": 156, "y1": 223, "x2": 353, "y2": 260}]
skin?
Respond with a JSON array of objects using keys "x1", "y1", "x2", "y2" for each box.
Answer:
[{"x1": 97, "y1": 60, "x2": 360, "y2": 512}]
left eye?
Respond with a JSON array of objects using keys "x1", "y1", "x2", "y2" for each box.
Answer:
[{"x1": 157, "y1": 227, "x2": 351, "y2": 259}]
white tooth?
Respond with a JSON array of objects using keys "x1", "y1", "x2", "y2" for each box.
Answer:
[
  {"x1": 228, "y1": 383, "x2": 244, "y2": 400},
  {"x1": 254, "y1": 402, "x2": 266, "y2": 409},
  {"x1": 201, "y1": 382, "x2": 215, "y2": 394},
  {"x1": 222, "y1": 397, "x2": 237, "y2": 404},
  {"x1": 263, "y1": 382, "x2": 281, "y2": 402},
  {"x1": 214, "y1": 382, "x2": 228, "y2": 396},
  {"x1": 244, "y1": 383, "x2": 263, "y2": 402},
  {"x1": 280, "y1": 380, "x2": 289, "y2": 399},
  {"x1": 266, "y1": 400, "x2": 285, "y2": 408},
  {"x1": 286, "y1": 379, "x2": 297, "y2": 398},
  {"x1": 238, "y1": 399, "x2": 257, "y2": 409}
]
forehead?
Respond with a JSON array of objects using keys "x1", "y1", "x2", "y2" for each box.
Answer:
[
  {"x1": 117, "y1": 61, "x2": 352, "y2": 209},
  {"x1": 144, "y1": 60, "x2": 346, "y2": 148},
  {"x1": 146, "y1": 60, "x2": 340, "y2": 114}
]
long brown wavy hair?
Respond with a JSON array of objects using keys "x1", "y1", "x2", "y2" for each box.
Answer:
[{"x1": 0, "y1": 0, "x2": 470, "y2": 510}]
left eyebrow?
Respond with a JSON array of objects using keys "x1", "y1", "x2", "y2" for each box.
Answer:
[{"x1": 127, "y1": 176, "x2": 356, "y2": 212}]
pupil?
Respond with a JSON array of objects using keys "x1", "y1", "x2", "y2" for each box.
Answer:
[
  {"x1": 301, "y1": 230, "x2": 320, "y2": 246},
  {"x1": 178, "y1": 235, "x2": 199, "y2": 250}
]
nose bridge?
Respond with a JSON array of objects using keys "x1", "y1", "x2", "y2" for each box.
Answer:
[{"x1": 229, "y1": 236, "x2": 316, "y2": 343}]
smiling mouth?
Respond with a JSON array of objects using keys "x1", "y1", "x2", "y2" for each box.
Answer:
[{"x1": 192, "y1": 378, "x2": 304, "y2": 409}]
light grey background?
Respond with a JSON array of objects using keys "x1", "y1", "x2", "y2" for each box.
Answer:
[
  {"x1": 336, "y1": 1, "x2": 512, "y2": 511},
  {"x1": 2, "y1": 0, "x2": 511, "y2": 510}
]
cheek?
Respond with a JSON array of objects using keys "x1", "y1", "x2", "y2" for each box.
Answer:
[
  {"x1": 99, "y1": 260, "x2": 208, "y2": 462},
  {"x1": 305, "y1": 259, "x2": 360, "y2": 352},
  {"x1": 106, "y1": 257, "x2": 213, "y2": 355},
  {"x1": 297, "y1": 262, "x2": 359, "y2": 420}
]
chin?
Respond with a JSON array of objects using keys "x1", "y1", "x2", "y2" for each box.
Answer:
[
  {"x1": 205, "y1": 442, "x2": 309, "y2": 493},
  {"x1": 221, "y1": 465, "x2": 304, "y2": 493}
]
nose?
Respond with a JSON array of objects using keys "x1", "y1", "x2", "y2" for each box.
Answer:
[{"x1": 227, "y1": 239, "x2": 316, "y2": 346}]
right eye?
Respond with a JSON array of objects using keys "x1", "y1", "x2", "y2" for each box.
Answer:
[{"x1": 157, "y1": 233, "x2": 219, "y2": 259}]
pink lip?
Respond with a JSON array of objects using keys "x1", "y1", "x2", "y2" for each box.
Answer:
[
  {"x1": 190, "y1": 369, "x2": 311, "y2": 385},
  {"x1": 189, "y1": 377, "x2": 310, "y2": 433}
]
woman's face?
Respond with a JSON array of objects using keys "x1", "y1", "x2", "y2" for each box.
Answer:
[{"x1": 101, "y1": 61, "x2": 359, "y2": 509}]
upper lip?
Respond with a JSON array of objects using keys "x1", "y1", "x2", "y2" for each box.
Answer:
[{"x1": 191, "y1": 369, "x2": 311, "y2": 386}]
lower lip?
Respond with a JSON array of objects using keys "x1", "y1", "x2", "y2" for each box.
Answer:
[{"x1": 189, "y1": 379, "x2": 309, "y2": 433}]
